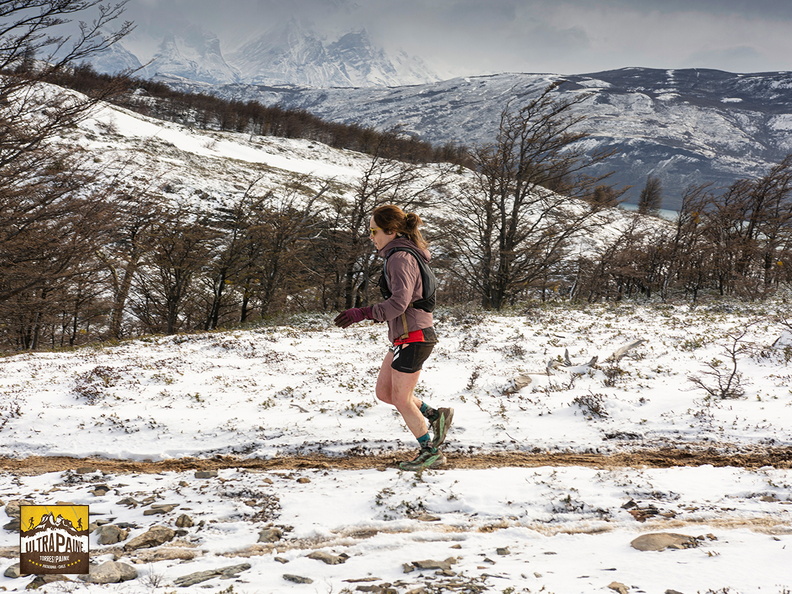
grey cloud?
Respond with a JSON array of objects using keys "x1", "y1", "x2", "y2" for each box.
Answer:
[
  {"x1": 118, "y1": 0, "x2": 792, "y2": 76},
  {"x1": 684, "y1": 46, "x2": 769, "y2": 74}
]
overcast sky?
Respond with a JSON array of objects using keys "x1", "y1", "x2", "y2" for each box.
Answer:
[{"x1": 120, "y1": 0, "x2": 792, "y2": 77}]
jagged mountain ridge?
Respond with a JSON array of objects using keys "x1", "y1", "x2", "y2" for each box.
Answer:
[
  {"x1": 228, "y1": 20, "x2": 438, "y2": 87},
  {"x1": 143, "y1": 25, "x2": 241, "y2": 85},
  {"x1": 91, "y1": 20, "x2": 439, "y2": 88},
  {"x1": 166, "y1": 67, "x2": 792, "y2": 209}
]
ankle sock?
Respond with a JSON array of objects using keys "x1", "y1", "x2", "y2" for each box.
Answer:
[
  {"x1": 417, "y1": 432, "x2": 432, "y2": 449},
  {"x1": 419, "y1": 402, "x2": 438, "y2": 420}
]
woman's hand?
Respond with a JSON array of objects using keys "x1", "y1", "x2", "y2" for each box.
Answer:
[{"x1": 333, "y1": 306, "x2": 373, "y2": 328}]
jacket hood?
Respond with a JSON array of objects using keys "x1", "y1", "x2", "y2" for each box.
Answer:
[{"x1": 378, "y1": 237, "x2": 431, "y2": 262}]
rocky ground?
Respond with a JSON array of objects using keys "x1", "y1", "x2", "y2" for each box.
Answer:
[{"x1": 2, "y1": 449, "x2": 792, "y2": 593}]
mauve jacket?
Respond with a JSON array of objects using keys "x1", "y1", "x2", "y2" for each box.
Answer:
[{"x1": 371, "y1": 238, "x2": 434, "y2": 343}]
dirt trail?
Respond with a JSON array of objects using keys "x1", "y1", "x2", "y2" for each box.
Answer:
[{"x1": 2, "y1": 446, "x2": 791, "y2": 475}]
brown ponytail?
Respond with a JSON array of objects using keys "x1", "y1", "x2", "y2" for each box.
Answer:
[{"x1": 372, "y1": 204, "x2": 428, "y2": 249}]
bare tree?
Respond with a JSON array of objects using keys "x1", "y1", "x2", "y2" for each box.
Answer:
[
  {"x1": 446, "y1": 83, "x2": 617, "y2": 309},
  {"x1": 131, "y1": 205, "x2": 219, "y2": 335},
  {"x1": 202, "y1": 182, "x2": 265, "y2": 330},
  {"x1": 0, "y1": 1, "x2": 133, "y2": 349},
  {"x1": 637, "y1": 175, "x2": 663, "y2": 215},
  {"x1": 588, "y1": 184, "x2": 627, "y2": 210},
  {"x1": 0, "y1": 156, "x2": 121, "y2": 348},
  {"x1": 235, "y1": 179, "x2": 328, "y2": 318},
  {"x1": 329, "y1": 137, "x2": 449, "y2": 309},
  {"x1": 0, "y1": 2, "x2": 133, "y2": 168},
  {"x1": 658, "y1": 184, "x2": 711, "y2": 301},
  {"x1": 688, "y1": 324, "x2": 757, "y2": 400},
  {"x1": 97, "y1": 190, "x2": 163, "y2": 339}
]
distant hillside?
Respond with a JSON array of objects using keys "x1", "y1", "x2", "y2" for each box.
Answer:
[{"x1": 165, "y1": 67, "x2": 792, "y2": 210}]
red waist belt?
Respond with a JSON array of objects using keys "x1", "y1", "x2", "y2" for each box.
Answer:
[{"x1": 393, "y1": 329, "x2": 427, "y2": 345}]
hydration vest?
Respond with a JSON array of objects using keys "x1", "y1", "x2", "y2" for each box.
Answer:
[{"x1": 378, "y1": 246, "x2": 437, "y2": 313}]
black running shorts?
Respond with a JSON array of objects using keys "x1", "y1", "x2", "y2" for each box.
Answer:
[{"x1": 390, "y1": 341, "x2": 435, "y2": 373}]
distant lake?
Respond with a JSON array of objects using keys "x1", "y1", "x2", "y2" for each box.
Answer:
[{"x1": 619, "y1": 202, "x2": 678, "y2": 221}]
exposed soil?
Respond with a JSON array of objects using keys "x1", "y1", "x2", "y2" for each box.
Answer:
[{"x1": 2, "y1": 446, "x2": 791, "y2": 475}]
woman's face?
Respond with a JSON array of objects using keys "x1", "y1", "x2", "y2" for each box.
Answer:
[{"x1": 369, "y1": 216, "x2": 396, "y2": 250}]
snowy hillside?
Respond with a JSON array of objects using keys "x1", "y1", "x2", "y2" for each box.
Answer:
[
  {"x1": 73, "y1": 90, "x2": 375, "y2": 211},
  {"x1": 68, "y1": 86, "x2": 649, "y2": 250},
  {"x1": 1, "y1": 301, "x2": 791, "y2": 592},
  {"x1": 1, "y1": 85, "x2": 789, "y2": 593},
  {"x1": 173, "y1": 67, "x2": 792, "y2": 209}
]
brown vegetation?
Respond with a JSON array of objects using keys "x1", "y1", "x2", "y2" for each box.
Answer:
[{"x1": 1, "y1": 4, "x2": 792, "y2": 352}]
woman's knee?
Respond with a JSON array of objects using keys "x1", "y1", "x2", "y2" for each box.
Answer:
[
  {"x1": 389, "y1": 377, "x2": 420, "y2": 411},
  {"x1": 375, "y1": 385, "x2": 392, "y2": 404}
]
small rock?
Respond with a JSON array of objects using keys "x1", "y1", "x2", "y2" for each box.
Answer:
[
  {"x1": 195, "y1": 470, "x2": 218, "y2": 479},
  {"x1": 91, "y1": 484, "x2": 111, "y2": 496},
  {"x1": 608, "y1": 582, "x2": 629, "y2": 594},
  {"x1": 3, "y1": 504, "x2": 24, "y2": 529},
  {"x1": 358, "y1": 585, "x2": 397, "y2": 593},
  {"x1": 220, "y1": 563, "x2": 252, "y2": 578},
  {"x1": 504, "y1": 373, "x2": 532, "y2": 394},
  {"x1": 307, "y1": 551, "x2": 349, "y2": 565},
  {"x1": 116, "y1": 497, "x2": 140, "y2": 508},
  {"x1": 174, "y1": 563, "x2": 251, "y2": 587},
  {"x1": 143, "y1": 503, "x2": 179, "y2": 516},
  {"x1": 630, "y1": 532, "x2": 698, "y2": 552},
  {"x1": 405, "y1": 558, "x2": 456, "y2": 572},
  {"x1": 496, "y1": 547, "x2": 510, "y2": 556},
  {"x1": 96, "y1": 525, "x2": 129, "y2": 545},
  {"x1": 176, "y1": 514, "x2": 194, "y2": 528},
  {"x1": 4, "y1": 499, "x2": 33, "y2": 519},
  {"x1": 258, "y1": 527, "x2": 283, "y2": 543},
  {"x1": 665, "y1": 590, "x2": 685, "y2": 594},
  {"x1": 26, "y1": 574, "x2": 72, "y2": 588},
  {"x1": 124, "y1": 525, "x2": 175, "y2": 550},
  {"x1": 283, "y1": 573, "x2": 314, "y2": 584},
  {"x1": 296, "y1": 477, "x2": 311, "y2": 484},
  {"x1": 173, "y1": 569, "x2": 221, "y2": 588},
  {"x1": 274, "y1": 557, "x2": 289, "y2": 564},
  {"x1": 81, "y1": 560, "x2": 137, "y2": 584},
  {"x1": 4, "y1": 563, "x2": 20, "y2": 578},
  {"x1": 134, "y1": 547, "x2": 200, "y2": 562}
]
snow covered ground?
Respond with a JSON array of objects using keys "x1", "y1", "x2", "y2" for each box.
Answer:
[
  {"x1": 1, "y1": 85, "x2": 789, "y2": 592},
  {"x1": 1, "y1": 300, "x2": 791, "y2": 593}
]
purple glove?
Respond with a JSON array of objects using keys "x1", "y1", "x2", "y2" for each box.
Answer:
[{"x1": 333, "y1": 306, "x2": 373, "y2": 328}]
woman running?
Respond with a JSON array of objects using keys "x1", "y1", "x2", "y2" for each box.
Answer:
[{"x1": 334, "y1": 204, "x2": 453, "y2": 471}]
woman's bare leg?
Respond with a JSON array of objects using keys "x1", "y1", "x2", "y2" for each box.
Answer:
[{"x1": 375, "y1": 351, "x2": 428, "y2": 438}]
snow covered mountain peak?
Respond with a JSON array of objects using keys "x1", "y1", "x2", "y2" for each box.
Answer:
[
  {"x1": 143, "y1": 25, "x2": 241, "y2": 85},
  {"x1": 228, "y1": 20, "x2": 439, "y2": 87},
  {"x1": 88, "y1": 16, "x2": 439, "y2": 88}
]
